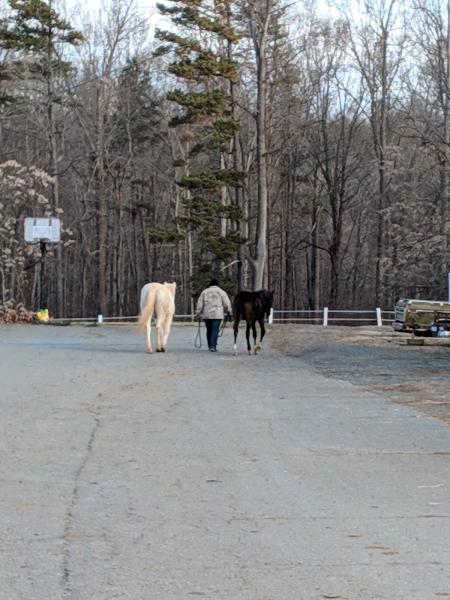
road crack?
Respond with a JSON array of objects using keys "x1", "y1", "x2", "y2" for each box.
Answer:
[{"x1": 61, "y1": 411, "x2": 101, "y2": 599}]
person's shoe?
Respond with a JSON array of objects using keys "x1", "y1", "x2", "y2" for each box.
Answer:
[{"x1": 210, "y1": 347, "x2": 217, "y2": 352}]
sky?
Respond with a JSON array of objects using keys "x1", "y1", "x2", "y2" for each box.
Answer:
[
  {"x1": 63, "y1": 0, "x2": 166, "y2": 36},
  {"x1": 63, "y1": 0, "x2": 339, "y2": 30},
  {"x1": 60, "y1": 0, "x2": 344, "y2": 63}
]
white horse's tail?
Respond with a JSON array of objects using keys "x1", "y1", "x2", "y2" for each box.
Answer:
[{"x1": 137, "y1": 286, "x2": 157, "y2": 332}]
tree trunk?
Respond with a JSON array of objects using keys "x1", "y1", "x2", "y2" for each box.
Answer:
[
  {"x1": 47, "y1": 7, "x2": 64, "y2": 316},
  {"x1": 96, "y1": 81, "x2": 108, "y2": 316},
  {"x1": 250, "y1": 3, "x2": 272, "y2": 291},
  {"x1": 441, "y1": 0, "x2": 450, "y2": 295}
]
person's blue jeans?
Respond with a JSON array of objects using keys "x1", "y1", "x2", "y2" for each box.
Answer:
[{"x1": 204, "y1": 319, "x2": 221, "y2": 350}]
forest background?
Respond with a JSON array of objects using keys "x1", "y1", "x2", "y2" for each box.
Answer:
[{"x1": 1, "y1": 0, "x2": 450, "y2": 318}]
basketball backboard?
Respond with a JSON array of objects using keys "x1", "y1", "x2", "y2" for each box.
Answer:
[{"x1": 24, "y1": 217, "x2": 61, "y2": 243}]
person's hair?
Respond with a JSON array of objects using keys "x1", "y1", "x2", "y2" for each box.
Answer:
[{"x1": 209, "y1": 278, "x2": 219, "y2": 286}]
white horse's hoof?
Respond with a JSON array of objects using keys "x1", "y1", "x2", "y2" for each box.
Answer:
[{"x1": 146, "y1": 348, "x2": 153, "y2": 354}]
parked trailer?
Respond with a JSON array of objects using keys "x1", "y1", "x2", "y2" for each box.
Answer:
[{"x1": 392, "y1": 298, "x2": 450, "y2": 334}]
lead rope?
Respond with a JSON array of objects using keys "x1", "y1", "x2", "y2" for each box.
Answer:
[
  {"x1": 218, "y1": 317, "x2": 227, "y2": 337},
  {"x1": 195, "y1": 317, "x2": 228, "y2": 348},
  {"x1": 194, "y1": 319, "x2": 202, "y2": 348}
]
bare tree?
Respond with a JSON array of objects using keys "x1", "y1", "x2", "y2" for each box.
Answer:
[
  {"x1": 346, "y1": 0, "x2": 406, "y2": 305},
  {"x1": 245, "y1": 0, "x2": 275, "y2": 290}
]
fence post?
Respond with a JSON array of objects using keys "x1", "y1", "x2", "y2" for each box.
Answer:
[
  {"x1": 97, "y1": 314, "x2": 103, "y2": 325},
  {"x1": 268, "y1": 307, "x2": 274, "y2": 325},
  {"x1": 376, "y1": 307, "x2": 382, "y2": 327},
  {"x1": 323, "y1": 307, "x2": 328, "y2": 326}
]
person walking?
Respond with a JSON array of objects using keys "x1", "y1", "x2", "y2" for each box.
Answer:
[{"x1": 195, "y1": 278, "x2": 232, "y2": 352}]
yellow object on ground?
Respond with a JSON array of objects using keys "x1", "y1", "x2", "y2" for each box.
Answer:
[{"x1": 36, "y1": 309, "x2": 49, "y2": 323}]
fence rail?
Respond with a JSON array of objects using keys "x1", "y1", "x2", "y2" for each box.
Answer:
[
  {"x1": 51, "y1": 308, "x2": 396, "y2": 328},
  {"x1": 271, "y1": 308, "x2": 394, "y2": 326}
]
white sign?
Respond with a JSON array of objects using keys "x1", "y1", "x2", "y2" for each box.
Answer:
[{"x1": 24, "y1": 217, "x2": 61, "y2": 243}]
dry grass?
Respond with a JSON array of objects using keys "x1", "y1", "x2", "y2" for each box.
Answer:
[{"x1": 0, "y1": 304, "x2": 34, "y2": 324}]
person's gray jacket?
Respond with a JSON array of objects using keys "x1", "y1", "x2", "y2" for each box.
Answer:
[{"x1": 196, "y1": 285, "x2": 232, "y2": 320}]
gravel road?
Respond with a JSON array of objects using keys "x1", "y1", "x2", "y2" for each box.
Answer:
[
  {"x1": 1, "y1": 324, "x2": 450, "y2": 600},
  {"x1": 271, "y1": 325, "x2": 450, "y2": 424}
]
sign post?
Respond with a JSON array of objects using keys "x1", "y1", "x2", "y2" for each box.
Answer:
[
  {"x1": 24, "y1": 218, "x2": 61, "y2": 310},
  {"x1": 39, "y1": 240, "x2": 48, "y2": 310}
]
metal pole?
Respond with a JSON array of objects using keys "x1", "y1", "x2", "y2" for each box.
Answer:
[
  {"x1": 39, "y1": 240, "x2": 47, "y2": 309},
  {"x1": 323, "y1": 307, "x2": 328, "y2": 326}
]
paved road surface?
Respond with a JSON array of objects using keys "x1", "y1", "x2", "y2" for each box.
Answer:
[{"x1": 1, "y1": 325, "x2": 450, "y2": 600}]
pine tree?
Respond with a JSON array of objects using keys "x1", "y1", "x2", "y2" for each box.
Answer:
[{"x1": 155, "y1": 0, "x2": 245, "y2": 290}]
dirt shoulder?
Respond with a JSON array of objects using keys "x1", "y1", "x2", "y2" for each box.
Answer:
[{"x1": 271, "y1": 325, "x2": 450, "y2": 425}]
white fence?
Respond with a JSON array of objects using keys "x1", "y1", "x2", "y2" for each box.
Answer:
[
  {"x1": 270, "y1": 308, "x2": 395, "y2": 327},
  {"x1": 51, "y1": 314, "x2": 194, "y2": 325},
  {"x1": 52, "y1": 308, "x2": 395, "y2": 327}
]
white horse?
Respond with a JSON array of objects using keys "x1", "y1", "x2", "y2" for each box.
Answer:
[{"x1": 138, "y1": 282, "x2": 176, "y2": 353}]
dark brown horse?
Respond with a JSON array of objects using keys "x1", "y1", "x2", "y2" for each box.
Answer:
[{"x1": 233, "y1": 290, "x2": 274, "y2": 355}]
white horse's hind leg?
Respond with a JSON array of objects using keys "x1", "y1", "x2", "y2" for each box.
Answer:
[
  {"x1": 146, "y1": 320, "x2": 153, "y2": 353},
  {"x1": 233, "y1": 343, "x2": 238, "y2": 356},
  {"x1": 156, "y1": 325, "x2": 163, "y2": 352},
  {"x1": 156, "y1": 314, "x2": 165, "y2": 352},
  {"x1": 161, "y1": 314, "x2": 173, "y2": 351},
  {"x1": 139, "y1": 284, "x2": 156, "y2": 354}
]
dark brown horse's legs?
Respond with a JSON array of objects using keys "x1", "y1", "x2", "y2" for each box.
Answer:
[
  {"x1": 252, "y1": 322, "x2": 257, "y2": 350},
  {"x1": 246, "y1": 322, "x2": 252, "y2": 354},
  {"x1": 254, "y1": 319, "x2": 265, "y2": 354},
  {"x1": 233, "y1": 318, "x2": 239, "y2": 355},
  {"x1": 233, "y1": 319, "x2": 239, "y2": 345}
]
